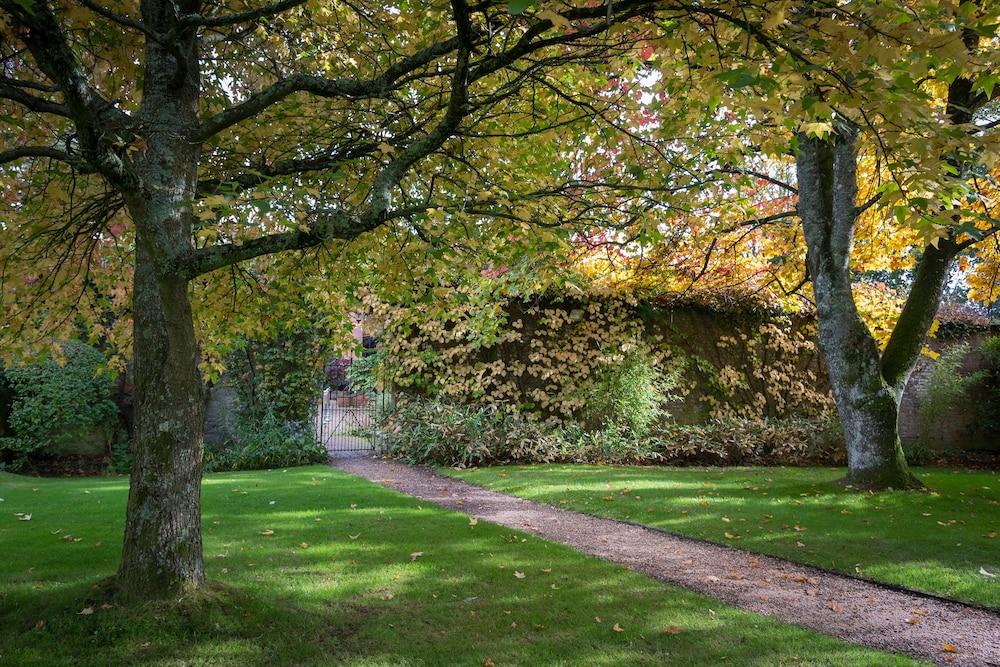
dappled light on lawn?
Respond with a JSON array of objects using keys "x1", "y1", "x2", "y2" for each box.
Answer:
[{"x1": 0, "y1": 466, "x2": 918, "y2": 666}]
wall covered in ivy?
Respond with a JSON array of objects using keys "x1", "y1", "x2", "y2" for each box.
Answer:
[{"x1": 365, "y1": 292, "x2": 834, "y2": 425}]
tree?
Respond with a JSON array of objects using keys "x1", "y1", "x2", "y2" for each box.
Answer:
[
  {"x1": 0, "y1": 0, "x2": 662, "y2": 599},
  {"x1": 615, "y1": 0, "x2": 999, "y2": 488},
  {"x1": 786, "y1": 5, "x2": 997, "y2": 489}
]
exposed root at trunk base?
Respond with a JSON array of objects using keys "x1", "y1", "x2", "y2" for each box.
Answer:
[
  {"x1": 835, "y1": 470, "x2": 926, "y2": 492},
  {"x1": 109, "y1": 574, "x2": 219, "y2": 607}
]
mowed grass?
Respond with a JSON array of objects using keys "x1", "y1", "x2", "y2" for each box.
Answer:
[
  {"x1": 0, "y1": 467, "x2": 920, "y2": 666},
  {"x1": 446, "y1": 465, "x2": 1000, "y2": 609}
]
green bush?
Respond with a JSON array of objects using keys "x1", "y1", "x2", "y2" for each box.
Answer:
[
  {"x1": 647, "y1": 415, "x2": 845, "y2": 466},
  {"x1": 977, "y1": 336, "x2": 1000, "y2": 439},
  {"x1": 917, "y1": 343, "x2": 986, "y2": 445},
  {"x1": 108, "y1": 439, "x2": 133, "y2": 475},
  {"x1": 0, "y1": 342, "x2": 119, "y2": 470},
  {"x1": 204, "y1": 411, "x2": 327, "y2": 472},
  {"x1": 346, "y1": 348, "x2": 384, "y2": 395},
  {"x1": 583, "y1": 350, "x2": 677, "y2": 435},
  {"x1": 380, "y1": 398, "x2": 560, "y2": 467},
  {"x1": 228, "y1": 328, "x2": 331, "y2": 426},
  {"x1": 380, "y1": 396, "x2": 844, "y2": 468}
]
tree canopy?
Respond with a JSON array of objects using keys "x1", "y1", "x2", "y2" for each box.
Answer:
[{"x1": 0, "y1": 0, "x2": 997, "y2": 595}]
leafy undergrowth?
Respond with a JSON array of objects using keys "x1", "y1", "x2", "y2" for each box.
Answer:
[
  {"x1": 0, "y1": 467, "x2": 920, "y2": 666},
  {"x1": 446, "y1": 465, "x2": 1000, "y2": 609}
]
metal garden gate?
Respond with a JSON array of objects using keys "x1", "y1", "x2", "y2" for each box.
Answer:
[{"x1": 316, "y1": 356, "x2": 388, "y2": 455}]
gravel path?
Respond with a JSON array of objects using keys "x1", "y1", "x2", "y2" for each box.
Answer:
[{"x1": 332, "y1": 455, "x2": 1000, "y2": 667}]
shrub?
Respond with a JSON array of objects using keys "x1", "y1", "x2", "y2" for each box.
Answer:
[
  {"x1": 346, "y1": 348, "x2": 384, "y2": 395},
  {"x1": 380, "y1": 396, "x2": 844, "y2": 468},
  {"x1": 204, "y1": 411, "x2": 327, "y2": 472},
  {"x1": 0, "y1": 342, "x2": 119, "y2": 471},
  {"x1": 977, "y1": 336, "x2": 1000, "y2": 439},
  {"x1": 583, "y1": 350, "x2": 678, "y2": 435},
  {"x1": 916, "y1": 343, "x2": 986, "y2": 445},
  {"x1": 648, "y1": 415, "x2": 845, "y2": 466},
  {"x1": 229, "y1": 328, "x2": 332, "y2": 426}
]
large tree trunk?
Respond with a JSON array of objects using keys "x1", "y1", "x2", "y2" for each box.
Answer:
[
  {"x1": 117, "y1": 237, "x2": 206, "y2": 598},
  {"x1": 796, "y1": 125, "x2": 921, "y2": 490},
  {"x1": 116, "y1": 0, "x2": 206, "y2": 599}
]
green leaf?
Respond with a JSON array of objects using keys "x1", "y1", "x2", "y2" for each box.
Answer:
[{"x1": 508, "y1": 0, "x2": 536, "y2": 15}]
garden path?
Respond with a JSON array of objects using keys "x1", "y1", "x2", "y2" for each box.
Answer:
[{"x1": 332, "y1": 455, "x2": 1000, "y2": 667}]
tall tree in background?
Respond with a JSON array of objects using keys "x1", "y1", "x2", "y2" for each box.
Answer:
[
  {"x1": 0, "y1": 0, "x2": 662, "y2": 599},
  {"x1": 627, "y1": 0, "x2": 999, "y2": 488}
]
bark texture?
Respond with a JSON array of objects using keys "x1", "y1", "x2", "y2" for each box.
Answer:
[
  {"x1": 116, "y1": 0, "x2": 207, "y2": 598},
  {"x1": 796, "y1": 126, "x2": 921, "y2": 490}
]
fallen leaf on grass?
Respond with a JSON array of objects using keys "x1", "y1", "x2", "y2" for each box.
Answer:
[
  {"x1": 14, "y1": 513, "x2": 31, "y2": 521},
  {"x1": 349, "y1": 534, "x2": 360, "y2": 540},
  {"x1": 942, "y1": 643, "x2": 958, "y2": 653},
  {"x1": 513, "y1": 571, "x2": 526, "y2": 579},
  {"x1": 612, "y1": 623, "x2": 624, "y2": 632},
  {"x1": 77, "y1": 607, "x2": 94, "y2": 616},
  {"x1": 410, "y1": 552, "x2": 424, "y2": 561},
  {"x1": 259, "y1": 529, "x2": 274, "y2": 537},
  {"x1": 484, "y1": 659, "x2": 495, "y2": 667},
  {"x1": 468, "y1": 517, "x2": 478, "y2": 526},
  {"x1": 663, "y1": 626, "x2": 682, "y2": 634},
  {"x1": 299, "y1": 542, "x2": 309, "y2": 549},
  {"x1": 979, "y1": 567, "x2": 996, "y2": 578},
  {"x1": 33, "y1": 620, "x2": 44, "y2": 630},
  {"x1": 594, "y1": 616, "x2": 602, "y2": 623}
]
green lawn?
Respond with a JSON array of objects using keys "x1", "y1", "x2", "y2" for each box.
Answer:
[
  {"x1": 0, "y1": 467, "x2": 920, "y2": 666},
  {"x1": 446, "y1": 465, "x2": 1000, "y2": 609}
]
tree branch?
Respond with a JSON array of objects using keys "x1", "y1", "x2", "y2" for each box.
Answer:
[
  {"x1": 0, "y1": 82, "x2": 69, "y2": 116},
  {"x1": 182, "y1": 209, "x2": 375, "y2": 279},
  {"x1": 879, "y1": 239, "x2": 960, "y2": 392},
  {"x1": 77, "y1": 0, "x2": 163, "y2": 41},
  {"x1": 196, "y1": 35, "x2": 463, "y2": 140},
  {"x1": 0, "y1": 145, "x2": 96, "y2": 171},
  {"x1": 0, "y1": 0, "x2": 136, "y2": 186},
  {"x1": 179, "y1": 0, "x2": 307, "y2": 29},
  {"x1": 186, "y1": 0, "x2": 662, "y2": 277}
]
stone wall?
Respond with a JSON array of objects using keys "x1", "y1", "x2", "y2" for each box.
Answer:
[{"x1": 203, "y1": 375, "x2": 238, "y2": 446}]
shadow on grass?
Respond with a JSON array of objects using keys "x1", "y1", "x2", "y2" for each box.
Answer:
[
  {"x1": 0, "y1": 467, "x2": 917, "y2": 666},
  {"x1": 449, "y1": 464, "x2": 1000, "y2": 609}
]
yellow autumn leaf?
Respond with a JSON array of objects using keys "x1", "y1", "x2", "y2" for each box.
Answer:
[{"x1": 802, "y1": 121, "x2": 834, "y2": 139}]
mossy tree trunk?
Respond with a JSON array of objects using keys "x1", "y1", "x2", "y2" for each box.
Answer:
[
  {"x1": 796, "y1": 125, "x2": 926, "y2": 490},
  {"x1": 115, "y1": 0, "x2": 207, "y2": 599}
]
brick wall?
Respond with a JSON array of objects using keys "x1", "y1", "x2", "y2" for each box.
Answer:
[{"x1": 898, "y1": 330, "x2": 999, "y2": 451}]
